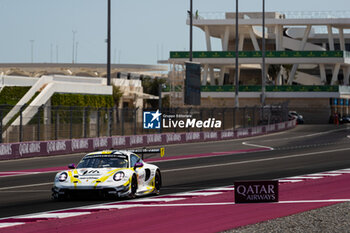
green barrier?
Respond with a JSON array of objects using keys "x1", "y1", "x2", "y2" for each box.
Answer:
[
  {"x1": 200, "y1": 85, "x2": 339, "y2": 92},
  {"x1": 170, "y1": 51, "x2": 346, "y2": 59},
  {"x1": 162, "y1": 85, "x2": 339, "y2": 92},
  {"x1": 162, "y1": 86, "x2": 182, "y2": 92}
]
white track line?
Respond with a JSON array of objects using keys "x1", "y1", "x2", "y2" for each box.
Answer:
[
  {"x1": 289, "y1": 176, "x2": 323, "y2": 180},
  {"x1": 204, "y1": 187, "x2": 234, "y2": 191},
  {"x1": 128, "y1": 198, "x2": 185, "y2": 202},
  {"x1": 171, "y1": 192, "x2": 223, "y2": 196},
  {"x1": 0, "y1": 182, "x2": 52, "y2": 191},
  {"x1": 242, "y1": 142, "x2": 274, "y2": 150},
  {"x1": 261, "y1": 127, "x2": 350, "y2": 143},
  {"x1": 0, "y1": 190, "x2": 48, "y2": 193},
  {"x1": 0, "y1": 172, "x2": 40, "y2": 175},
  {"x1": 163, "y1": 147, "x2": 350, "y2": 173},
  {"x1": 279, "y1": 199, "x2": 350, "y2": 204},
  {"x1": 278, "y1": 180, "x2": 303, "y2": 183},
  {"x1": 79, "y1": 199, "x2": 350, "y2": 208},
  {"x1": 88, "y1": 204, "x2": 138, "y2": 210},
  {"x1": 0, "y1": 223, "x2": 25, "y2": 229},
  {"x1": 329, "y1": 170, "x2": 350, "y2": 173},
  {"x1": 19, "y1": 212, "x2": 90, "y2": 219},
  {"x1": 307, "y1": 173, "x2": 341, "y2": 177}
]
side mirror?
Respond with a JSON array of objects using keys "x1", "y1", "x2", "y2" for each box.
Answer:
[
  {"x1": 134, "y1": 162, "x2": 144, "y2": 169},
  {"x1": 68, "y1": 163, "x2": 75, "y2": 169}
]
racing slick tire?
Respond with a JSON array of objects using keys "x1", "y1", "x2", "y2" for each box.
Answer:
[
  {"x1": 51, "y1": 191, "x2": 68, "y2": 201},
  {"x1": 154, "y1": 170, "x2": 161, "y2": 195},
  {"x1": 129, "y1": 174, "x2": 138, "y2": 199}
]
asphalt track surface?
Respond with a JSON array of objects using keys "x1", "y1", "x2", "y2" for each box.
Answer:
[{"x1": 0, "y1": 124, "x2": 350, "y2": 220}]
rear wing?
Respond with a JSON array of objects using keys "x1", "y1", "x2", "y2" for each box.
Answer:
[{"x1": 129, "y1": 147, "x2": 165, "y2": 160}]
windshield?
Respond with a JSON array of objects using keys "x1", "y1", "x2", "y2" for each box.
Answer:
[{"x1": 76, "y1": 156, "x2": 128, "y2": 169}]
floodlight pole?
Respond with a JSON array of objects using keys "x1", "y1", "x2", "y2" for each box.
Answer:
[
  {"x1": 107, "y1": 0, "x2": 111, "y2": 86},
  {"x1": 234, "y1": 0, "x2": 239, "y2": 108},
  {"x1": 30, "y1": 40, "x2": 34, "y2": 63},
  {"x1": 72, "y1": 30, "x2": 77, "y2": 64},
  {"x1": 189, "y1": 0, "x2": 193, "y2": 62},
  {"x1": 261, "y1": 0, "x2": 266, "y2": 106}
]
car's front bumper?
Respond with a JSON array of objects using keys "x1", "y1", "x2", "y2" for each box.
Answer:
[{"x1": 52, "y1": 183, "x2": 130, "y2": 199}]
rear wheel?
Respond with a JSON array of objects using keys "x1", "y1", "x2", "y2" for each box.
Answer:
[{"x1": 154, "y1": 170, "x2": 161, "y2": 195}]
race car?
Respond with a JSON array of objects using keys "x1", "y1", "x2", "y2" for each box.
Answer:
[{"x1": 52, "y1": 149, "x2": 162, "y2": 200}]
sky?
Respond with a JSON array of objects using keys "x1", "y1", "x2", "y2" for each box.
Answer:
[{"x1": 0, "y1": 0, "x2": 349, "y2": 65}]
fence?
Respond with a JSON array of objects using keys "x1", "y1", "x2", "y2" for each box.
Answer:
[{"x1": 0, "y1": 104, "x2": 289, "y2": 143}]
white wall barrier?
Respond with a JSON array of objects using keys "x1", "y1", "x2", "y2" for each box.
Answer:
[{"x1": 0, "y1": 120, "x2": 296, "y2": 160}]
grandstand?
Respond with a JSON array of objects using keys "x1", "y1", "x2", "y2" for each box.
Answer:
[{"x1": 166, "y1": 11, "x2": 350, "y2": 123}]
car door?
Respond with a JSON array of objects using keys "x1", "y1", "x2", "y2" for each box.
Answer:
[{"x1": 130, "y1": 154, "x2": 146, "y2": 189}]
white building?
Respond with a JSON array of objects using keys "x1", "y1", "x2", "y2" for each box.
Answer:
[
  {"x1": 170, "y1": 11, "x2": 350, "y2": 86},
  {"x1": 167, "y1": 11, "x2": 350, "y2": 122}
]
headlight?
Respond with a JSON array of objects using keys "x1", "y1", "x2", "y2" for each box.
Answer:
[
  {"x1": 58, "y1": 172, "x2": 68, "y2": 182},
  {"x1": 113, "y1": 172, "x2": 125, "y2": 181}
]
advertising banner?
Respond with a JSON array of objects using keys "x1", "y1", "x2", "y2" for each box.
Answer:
[
  {"x1": 0, "y1": 119, "x2": 296, "y2": 161},
  {"x1": 234, "y1": 180, "x2": 279, "y2": 203}
]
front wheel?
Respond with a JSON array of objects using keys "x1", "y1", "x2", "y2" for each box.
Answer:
[
  {"x1": 129, "y1": 175, "x2": 138, "y2": 199},
  {"x1": 51, "y1": 191, "x2": 68, "y2": 201}
]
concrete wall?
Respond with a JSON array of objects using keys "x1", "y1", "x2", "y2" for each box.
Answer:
[
  {"x1": 0, "y1": 119, "x2": 296, "y2": 161},
  {"x1": 0, "y1": 75, "x2": 38, "y2": 87}
]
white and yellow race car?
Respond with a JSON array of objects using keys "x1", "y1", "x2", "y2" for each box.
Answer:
[{"x1": 52, "y1": 149, "x2": 162, "y2": 200}]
